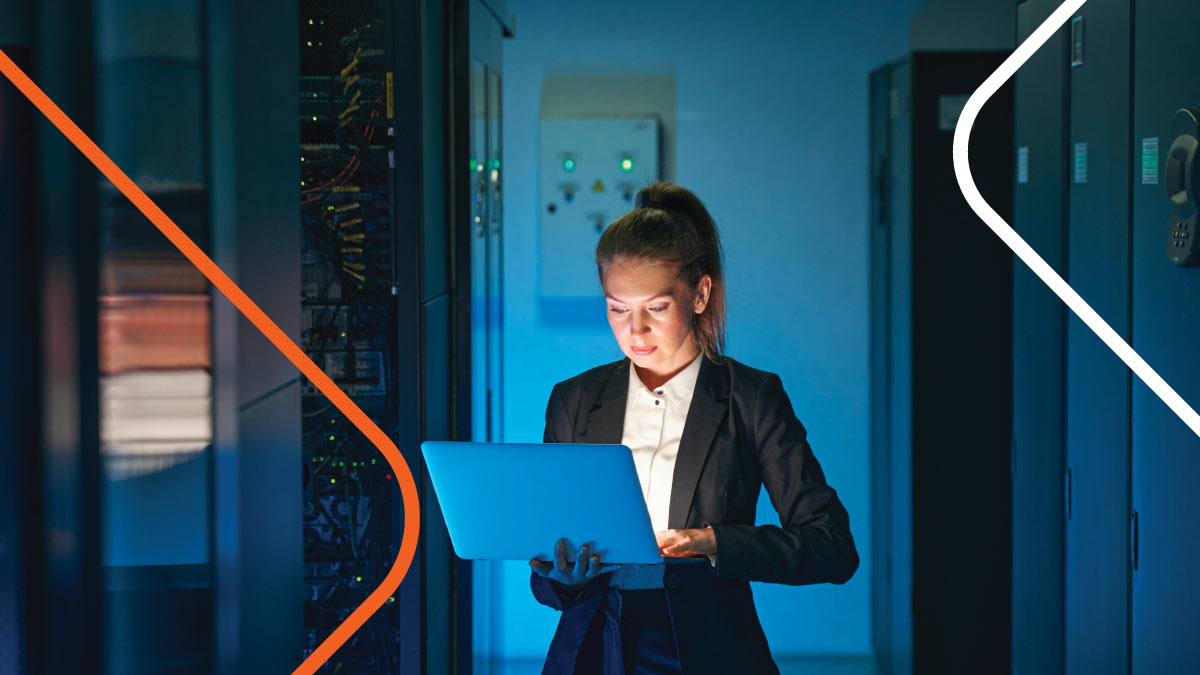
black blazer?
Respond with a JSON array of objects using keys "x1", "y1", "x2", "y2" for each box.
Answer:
[{"x1": 530, "y1": 355, "x2": 859, "y2": 675}]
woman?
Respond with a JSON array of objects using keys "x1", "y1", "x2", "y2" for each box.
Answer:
[{"x1": 528, "y1": 182, "x2": 859, "y2": 675}]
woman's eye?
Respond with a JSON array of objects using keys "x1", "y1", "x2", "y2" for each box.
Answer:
[
  {"x1": 608, "y1": 307, "x2": 628, "y2": 315},
  {"x1": 650, "y1": 305, "x2": 668, "y2": 312}
]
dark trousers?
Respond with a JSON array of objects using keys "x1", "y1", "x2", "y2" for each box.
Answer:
[{"x1": 616, "y1": 589, "x2": 682, "y2": 675}]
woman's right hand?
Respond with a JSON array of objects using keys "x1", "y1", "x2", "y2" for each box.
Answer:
[{"x1": 529, "y1": 537, "x2": 618, "y2": 591}]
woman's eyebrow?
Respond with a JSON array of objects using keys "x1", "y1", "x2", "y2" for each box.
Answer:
[{"x1": 604, "y1": 289, "x2": 675, "y2": 303}]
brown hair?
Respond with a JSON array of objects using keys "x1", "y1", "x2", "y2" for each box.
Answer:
[{"x1": 595, "y1": 181, "x2": 727, "y2": 363}]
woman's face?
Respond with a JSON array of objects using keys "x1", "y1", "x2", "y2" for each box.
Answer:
[{"x1": 602, "y1": 258, "x2": 711, "y2": 375}]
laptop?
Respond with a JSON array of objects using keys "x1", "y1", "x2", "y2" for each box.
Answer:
[{"x1": 420, "y1": 441, "x2": 666, "y2": 564}]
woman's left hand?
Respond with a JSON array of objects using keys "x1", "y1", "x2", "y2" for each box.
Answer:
[{"x1": 655, "y1": 527, "x2": 717, "y2": 557}]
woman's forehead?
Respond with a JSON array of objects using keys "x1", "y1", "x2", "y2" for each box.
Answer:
[{"x1": 602, "y1": 260, "x2": 687, "y2": 300}]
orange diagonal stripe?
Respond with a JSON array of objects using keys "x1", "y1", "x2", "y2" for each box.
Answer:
[{"x1": 0, "y1": 49, "x2": 420, "y2": 674}]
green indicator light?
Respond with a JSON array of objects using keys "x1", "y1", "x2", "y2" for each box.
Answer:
[
  {"x1": 330, "y1": 478, "x2": 336, "y2": 484},
  {"x1": 371, "y1": 459, "x2": 376, "y2": 464},
  {"x1": 329, "y1": 435, "x2": 335, "y2": 441},
  {"x1": 356, "y1": 576, "x2": 363, "y2": 582},
  {"x1": 307, "y1": 41, "x2": 313, "y2": 47},
  {"x1": 388, "y1": 596, "x2": 395, "y2": 603},
  {"x1": 308, "y1": 19, "x2": 313, "y2": 24},
  {"x1": 356, "y1": 284, "x2": 363, "y2": 290},
  {"x1": 469, "y1": 158, "x2": 477, "y2": 171},
  {"x1": 491, "y1": 159, "x2": 500, "y2": 169},
  {"x1": 563, "y1": 158, "x2": 576, "y2": 172},
  {"x1": 620, "y1": 157, "x2": 634, "y2": 173}
]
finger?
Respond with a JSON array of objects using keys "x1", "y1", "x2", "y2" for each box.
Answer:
[
  {"x1": 654, "y1": 530, "x2": 674, "y2": 547},
  {"x1": 596, "y1": 562, "x2": 621, "y2": 574},
  {"x1": 586, "y1": 555, "x2": 602, "y2": 580},
  {"x1": 530, "y1": 559, "x2": 553, "y2": 576},
  {"x1": 662, "y1": 540, "x2": 690, "y2": 556},
  {"x1": 555, "y1": 539, "x2": 568, "y2": 574},
  {"x1": 574, "y1": 545, "x2": 589, "y2": 579}
]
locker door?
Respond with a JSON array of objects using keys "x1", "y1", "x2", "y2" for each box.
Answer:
[
  {"x1": 1063, "y1": 2, "x2": 1132, "y2": 674},
  {"x1": 1131, "y1": 0, "x2": 1200, "y2": 671},
  {"x1": 888, "y1": 59, "x2": 915, "y2": 675},
  {"x1": 1012, "y1": 2, "x2": 1069, "y2": 673},
  {"x1": 486, "y1": 66, "x2": 504, "y2": 444},
  {"x1": 869, "y1": 62, "x2": 895, "y2": 675},
  {"x1": 469, "y1": 58, "x2": 489, "y2": 442}
]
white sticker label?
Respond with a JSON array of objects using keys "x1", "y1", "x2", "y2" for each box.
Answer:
[
  {"x1": 938, "y1": 94, "x2": 971, "y2": 131},
  {"x1": 1017, "y1": 146, "x2": 1029, "y2": 184},
  {"x1": 1141, "y1": 137, "x2": 1159, "y2": 185},
  {"x1": 1073, "y1": 142, "x2": 1088, "y2": 184}
]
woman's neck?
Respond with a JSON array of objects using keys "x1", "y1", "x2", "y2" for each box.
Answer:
[{"x1": 633, "y1": 350, "x2": 700, "y2": 392}]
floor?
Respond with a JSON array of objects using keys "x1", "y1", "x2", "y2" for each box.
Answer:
[{"x1": 480, "y1": 656, "x2": 876, "y2": 675}]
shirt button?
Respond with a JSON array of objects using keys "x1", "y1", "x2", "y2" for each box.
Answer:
[
  {"x1": 655, "y1": 400, "x2": 660, "y2": 406},
  {"x1": 656, "y1": 390, "x2": 663, "y2": 395}
]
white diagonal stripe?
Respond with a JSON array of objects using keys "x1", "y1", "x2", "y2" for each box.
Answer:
[{"x1": 952, "y1": 0, "x2": 1200, "y2": 439}]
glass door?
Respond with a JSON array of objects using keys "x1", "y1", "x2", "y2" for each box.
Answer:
[{"x1": 94, "y1": 0, "x2": 214, "y2": 671}]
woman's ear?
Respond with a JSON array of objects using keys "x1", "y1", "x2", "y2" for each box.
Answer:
[{"x1": 693, "y1": 275, "x2": 712, "y2": 314}]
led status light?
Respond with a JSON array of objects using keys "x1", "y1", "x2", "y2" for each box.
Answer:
[
  {"x1": 563, "y1": 158, "x2": 576, "y2": 172},
  {"x1": 620, "y1": 157, "x2": 634, "y2": 173}
]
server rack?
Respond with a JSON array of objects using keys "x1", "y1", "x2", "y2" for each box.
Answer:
[
  {"x1": 8, "y1": 0, "x2": 471, "y2": 671},
  {"x1": 1061, "y1": 2, "x2": 1134, "y2": 673},
  {"x1": 869, "y1": 51, "x2": 1014, "y2": 675},
  {"x1": 1011, "y1": 3, "x2": 1069, "y2": 673},
  {"x1": 1131, "y1": 0, "x2": 1200, "y2": 671}
]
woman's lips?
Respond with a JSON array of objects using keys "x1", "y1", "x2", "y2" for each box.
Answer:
[{"x1": 631, "y1": 345, "x2": 657, "y2": 356}]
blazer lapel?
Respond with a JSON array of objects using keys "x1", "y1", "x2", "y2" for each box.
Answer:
[
  {"x1": 581, "y1": 359, "x2": 629, "y2": 444},
  {"x1": 668, "y1": 356, "x2": 730, "y2": 530}
]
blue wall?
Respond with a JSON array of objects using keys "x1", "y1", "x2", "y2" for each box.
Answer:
[{"x1": 493, "y1": 0, "x2": 924, "y2": 660}]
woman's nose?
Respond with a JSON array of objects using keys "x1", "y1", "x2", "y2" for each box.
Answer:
[{"x1": 629, "y1": 312, "x2": 650, "y2": 335}]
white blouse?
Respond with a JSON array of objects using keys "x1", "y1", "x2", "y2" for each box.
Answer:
[{"x1": 609, "y1": 352, "x2": 703, "y2": 590}]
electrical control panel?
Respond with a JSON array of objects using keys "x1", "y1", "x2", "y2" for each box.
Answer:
[{"x1": 538, "y1": 117, "x2": 661, "y2": 297}]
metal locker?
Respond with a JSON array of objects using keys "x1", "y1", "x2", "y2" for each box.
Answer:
[
  {"x1": 1131, "y1": 0, "x2": 1200, "y2": 671},
  {"x1": 869, "y1": 51, "x2": 1014, "y2": 675},
  {"x1": 1062, "y1": 2, "x2": 1133, "y2": 673},
  {"x1": 1011, "y1": 1, "x2": 1069, "y2": 673}
]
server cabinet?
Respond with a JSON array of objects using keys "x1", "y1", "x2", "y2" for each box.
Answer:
[
  {"x1": 456, "y1": 1, "x2": 510, "y2": 673},
  {"x1": 1062, "y1": 3, "x2": 1133, "y2": 674},
  {"x1": 0, "y1": 35, "x2": 36, "y2": 675},
  {"x1": 868, "y1": 63, "x2": 901, "y2": 675},
  {"x1": 1011, "y1": 2, "x2": 1069, "y2": 673},
  {"x1": 869, "y1": 51, "x2": 1014, "y2": 675},
  {"x1": 1130, "y1": 1, "x2": 1200, "y2": 671},
  {"x1": 297, "y1": 0, "x2": 467, "y2": 672}
]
